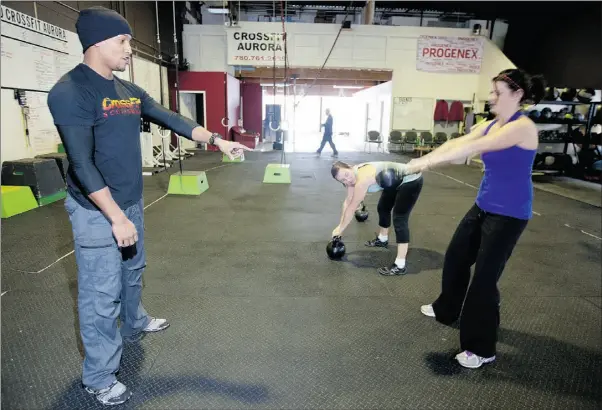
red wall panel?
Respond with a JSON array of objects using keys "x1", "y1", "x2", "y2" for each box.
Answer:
[
  {"x1": 241, "y1": 82, "x2": 263, "y2": 139},
  {"x1": 226, "y1": 74, "x2": 241, "y2": 136},
  {"x1": 168, "y1": 71, "x2": 229, "y2": 142}
]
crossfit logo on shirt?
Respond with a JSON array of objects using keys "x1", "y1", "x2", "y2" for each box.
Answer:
[{"x1": 102, "y1": 97, "x2": 141, "y2": 117}]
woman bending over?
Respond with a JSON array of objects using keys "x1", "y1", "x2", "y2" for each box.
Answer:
[{"x1": 331, "y1": 161, "x2": 423, "y2": 275}]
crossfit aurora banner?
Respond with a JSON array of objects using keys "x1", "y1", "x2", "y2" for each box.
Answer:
[
  {"x1": 416, "y1": 35, "x2": 484, "y2": 74},
  {"x1": 226, "y1": 26, "x2": 286, "y2": 67}
]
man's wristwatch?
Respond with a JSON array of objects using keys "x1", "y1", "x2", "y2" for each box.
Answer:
[{"x1": 208, "y1": 133, "x2": 222, "y2": 146}]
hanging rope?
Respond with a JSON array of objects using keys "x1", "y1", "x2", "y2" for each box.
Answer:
[
  {"x1": 268, "y1": 0, "x2": 280, "y2": 136},
  {"x1": 172, "y1": 1, "x2": 183, "y2": 176},
  {"x1": 155, "y1": 0, "x2": 169, "y2": 174},
  {"x1": 280, "y1": 0, "x2": 288, "y2": 164},
  {"x1": 294, "y1": 0, "x2": 354, "y2": 108}
]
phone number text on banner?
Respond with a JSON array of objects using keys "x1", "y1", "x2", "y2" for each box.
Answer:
[
  {"x1": 416, "y1": 35, "x2": 484, "y2": 74},
  {"x1": 227, "y1": 30, "x2": 286, "y2": 66}
]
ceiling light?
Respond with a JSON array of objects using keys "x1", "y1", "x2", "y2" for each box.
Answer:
[
  {"x1": 261, "y1": 83, "x2": 292, "y2": 87},
  {"x1": 207, "y1": 8, "x2": 229, "y2": 14},
  {"x1": 333, "y1": 85, "x2": 364, "y2": 89}
]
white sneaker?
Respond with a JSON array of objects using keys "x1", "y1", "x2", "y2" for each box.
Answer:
[
  {"x1": 420, "y1": 304, "x2": 435, "y2": 317},
  {"x1": 143, "y1": 317, "x2": 170, "y2": 332},
  {"x1": 455, "y1": 350, "x2": 496, "y2": 368},
  {"x1": 84, "y1": 380, "x2": 131, "y2": 406}
]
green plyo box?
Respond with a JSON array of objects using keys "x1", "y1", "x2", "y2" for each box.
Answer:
[
  {"x1": 222, "y1": 153, "x2": 245, "y2": 163},
  {"x1": 263, "y1": 163, "x2": 291, "y2": 184},
  {"x1": 1, "y1": 185, "x2": 39, "y2": 218},
  {"x1": 38, "y1": 189, "x2": 67, "y2": 206},
  {"x1": 167, "y1": 171, "x2": 209, "y2": 195}
]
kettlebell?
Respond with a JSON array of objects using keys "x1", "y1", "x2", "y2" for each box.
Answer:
[
  {"x1": 354, "y1": 202, "x2": 369, "y2": 222},
  {"x1": 326, "y1": 236, "x2": 346, "y2": 260}
]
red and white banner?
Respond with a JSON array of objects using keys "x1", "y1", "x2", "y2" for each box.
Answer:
[{"x1": 416, "y1": 35, "x2": 484, "y2": 74}]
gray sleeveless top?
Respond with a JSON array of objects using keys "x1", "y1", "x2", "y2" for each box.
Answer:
[{"x1": 353, "y1": 161, "x2": 422, "y2": 193}]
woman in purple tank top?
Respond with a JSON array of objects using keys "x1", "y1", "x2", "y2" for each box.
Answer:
[{"x1": 405, "y1": 69, "x2": 546, "y2": 369}]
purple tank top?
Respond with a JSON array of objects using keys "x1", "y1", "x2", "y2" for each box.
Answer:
[{"x1": 475, "y1": 111, "x2": 537, "y2": 220}]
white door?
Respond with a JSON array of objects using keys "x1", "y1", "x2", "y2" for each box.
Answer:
[{"x1": 178, "y1": 93, "x2": 197, "y2": 149}]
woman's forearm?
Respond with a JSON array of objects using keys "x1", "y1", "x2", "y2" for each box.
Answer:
[
  {"x1": 421, "y1": 134, "x2": 473, "y2": 162},
  {"x1": 339, "y1": 200, "x2": 350, "y2": 226},
  {"x1": 425, "y1": 138, "x2": 479, "y2": 168}
]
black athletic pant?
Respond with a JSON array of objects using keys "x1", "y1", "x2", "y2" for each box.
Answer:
[
  {"x1": 377, "y1": 176, "x2": 423, "y2": 243},
  {"x1": 432, "y1": 203, "x2": 528, "y2": 358},
  {"x1": 317, "y1": 133, "x2": 338, "y2": 154}
]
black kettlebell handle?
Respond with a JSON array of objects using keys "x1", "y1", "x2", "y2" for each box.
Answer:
[{"x1": 332, "y1": 235, "x2": 342, "y2": 243}]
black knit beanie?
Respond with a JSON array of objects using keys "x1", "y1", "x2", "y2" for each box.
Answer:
[{"x1": 76, "y1": 6, "x2": 133, "y2": 52}]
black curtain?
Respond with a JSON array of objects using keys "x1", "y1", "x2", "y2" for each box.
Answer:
[{"x1": 503, "y1": 3, "x2": 602, "y2": 89}]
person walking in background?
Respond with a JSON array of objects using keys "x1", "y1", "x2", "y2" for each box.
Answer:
[{"x1": 316, "y1": 108, "x2": 338, "y2": 157}]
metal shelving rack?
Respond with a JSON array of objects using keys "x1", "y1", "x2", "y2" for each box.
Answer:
[{"x1": 529, "y1": 99, "x2": 601, "y2": 176}]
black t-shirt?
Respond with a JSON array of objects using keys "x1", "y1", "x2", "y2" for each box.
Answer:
[{"x1": 48, "y1": 63, "x2": 198, "y2": 210}]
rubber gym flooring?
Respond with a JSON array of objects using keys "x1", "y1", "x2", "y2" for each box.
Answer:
[{"x1": 1, "y1": 150, "x2": 601, "y2": 409}]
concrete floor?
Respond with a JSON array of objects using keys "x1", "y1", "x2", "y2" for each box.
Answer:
[{"x1": 1, "y1": 151, "x2": 600, "y2": 409}]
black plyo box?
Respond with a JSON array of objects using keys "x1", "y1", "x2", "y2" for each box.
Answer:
[
  {"x1": 1, "y1": 158, "x2": 65, "y2": 199},
  {"x1": 35, "y1": 153, "x2": 70, "y2": 182}
]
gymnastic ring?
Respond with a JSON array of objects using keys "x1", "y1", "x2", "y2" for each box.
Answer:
[
  {"x1": 269, "y1": 121, "x2": 281, "y2": 131},
  {"x1": 158, "y1": 127, "x2": 171, "y2": 139},
  {"x1": 221, "y1": 117, "x2": 229, "y2": 127}
]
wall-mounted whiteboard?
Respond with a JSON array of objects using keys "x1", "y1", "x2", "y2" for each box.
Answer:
[
  {"x1": 392, "y1": 97, "x2": 434, "y2": 131},
  {"x1": 1, "y1": 5, "x2": 83, "y2": 163},
  {"x1": 1, "y1": 5, "x2": 83, "y2": 92},
  {"x1": 0, "y1": 35, "x2": 82, "y2": 92},
  {"x1": 1, "y1": 5, "x2": 171, "y2": 164}
]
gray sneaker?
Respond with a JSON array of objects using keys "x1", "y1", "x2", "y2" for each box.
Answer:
[
  {"x1": 84, "y1": 380, "x2": 132, "y2": 406},
  {"x1": 143, "y1": 317, "x2": 170, "y2": 332},
  {"x1": 123, "y1": 317, "x2": 170, "y2": 343}
]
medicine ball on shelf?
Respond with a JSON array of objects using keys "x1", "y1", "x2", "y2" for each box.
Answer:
[
  {"x1": 576, "y1": 88, "x2": 595, "y2": 103},
  {"x1": 544, "y1": 87, "x2": 559, "y2": 101},
  {"x1": 571, "y1": 129, "x2": 586, "y2": 144},
  {"x1": 560, "y1": 88, "x2": 577, "y2": 102},
  {"x1": 541, "y1": 107, "x2": 553, "y2": 119}
]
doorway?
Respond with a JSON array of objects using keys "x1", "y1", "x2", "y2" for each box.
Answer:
[
  {"x1": 178, "y1": 91, "x2": 206, "y2": 149},
  {"x1": 261, "y1": 90, "x2": 365, "y2": 153}
]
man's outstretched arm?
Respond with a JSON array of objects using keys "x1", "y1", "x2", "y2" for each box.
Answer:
[{"x1": 139, "y1": 91, "x2": 254, "y2": 157}]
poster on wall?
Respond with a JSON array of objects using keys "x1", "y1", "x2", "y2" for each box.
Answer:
[
  {"x1": 416, "y1": 35, "x2": 484, "y2": 74},
  {"x1": 392, "y1": 97, "x2": 434, "y2": 131},
  {"x1": 226, "y1": 26, "x2": 286, "y2": 67}
]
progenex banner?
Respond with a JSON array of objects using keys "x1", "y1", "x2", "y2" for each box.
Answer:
[{"x1": 416, "y1": 35, "x2": 484, "y2": 74}]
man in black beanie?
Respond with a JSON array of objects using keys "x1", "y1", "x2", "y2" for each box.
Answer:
[{"x1": 47, "y1": 6, "x2": 251, "y2": 406}]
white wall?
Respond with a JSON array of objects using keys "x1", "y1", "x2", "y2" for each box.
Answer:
[
  {"x1": 184, "y1": 22, "x2": 478, "y2": 71},
  {"x1": 182, "y1": 24, "x2": 234, "y2": 75},
  {"x1": 183, "y1": 21, "x2": 516, "y2": 134},
  {"x1": 491, "y1": 20, "x2": 509, "y2": 50},
  {"x1": 354, "y1": 81, "x2": 393, "y2": 137},
  {"x1": 477, "y1": 38, "x2": 517, "y2": 108}
]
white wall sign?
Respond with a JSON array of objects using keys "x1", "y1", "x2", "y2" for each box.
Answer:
[
  {"x1": 226, "y1": 27, "x2": 286, "y2": 66},
  {"x1": 416, "y1": 35, "x2": 484, "y2": 74},
  {"x1": 0, "y1": 5, "x2": 67, "y2": 42}
]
